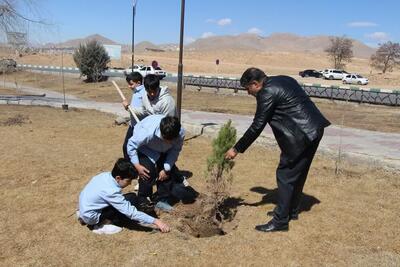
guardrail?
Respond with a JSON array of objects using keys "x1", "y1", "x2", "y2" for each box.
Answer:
[
  {"x1": 184, "y1": 75, "x2": 400, "y2": 107},
  {"x1": 302, "y1": 84, "x2": 400, "y2": 106},
  {"x1": 0, "y1": 94, "x2": 48, "y2": 103},
  {"x1": 16, "y1": 64, "x2": 400, "y2": 106}
]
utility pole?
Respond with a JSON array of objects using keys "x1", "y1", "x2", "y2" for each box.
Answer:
[
  {"x1": 177, "y1": 0, "x2": 185, "y2": 120},
  {"x1": 131, "y1": 0, "x2": 137, "y2": 71},
  {"x1": 61, "y1": 50, "x2": 68, "y2": 110}
]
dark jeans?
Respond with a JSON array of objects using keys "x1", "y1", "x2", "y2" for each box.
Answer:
[
  {"x1": 98, "y1": 193, "x2": 152, "y2": 226},
  {"x1": 272, "y1": 129, "x2": 324, "y2": 225},
  {"x1": 123, "y1": 125, "x2": 134, "y2": 160},
  {"x1": 137, "y1": 152, "x2": 178, "y2": 202}
]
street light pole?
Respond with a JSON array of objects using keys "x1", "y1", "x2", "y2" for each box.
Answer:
[
  {"x1": 131, "y1": 0, "x2": 137, "y2": 71},
  {"x1": 177, "y1": 0, "x2": 185, "y2": 120},
  {"x1": 61, "y1": 50, "x2": 68, "y2": 111}
]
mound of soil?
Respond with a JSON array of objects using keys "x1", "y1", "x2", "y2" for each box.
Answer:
[{"x1": 172, "y1": 194, "x2": 238, "y2": 238}]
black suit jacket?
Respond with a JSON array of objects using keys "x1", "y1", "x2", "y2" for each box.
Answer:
[{"x1": 234, "y1": 75, "x2": 330, "y2": 159}]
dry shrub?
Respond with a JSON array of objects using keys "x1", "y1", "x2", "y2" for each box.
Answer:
[{"x1": 2, "y1": 114, "x2": 29, "y2": 126}]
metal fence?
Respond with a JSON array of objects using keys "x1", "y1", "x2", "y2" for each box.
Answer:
[
  {"x1": 184, "y1": 76, "x2": 400, "y2": 107},
  {"x1": 14, "y1": 64, "x2": 400, "y2": 106}
]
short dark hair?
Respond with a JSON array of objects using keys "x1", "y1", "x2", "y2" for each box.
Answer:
[
  {"x1": 160, "y1": 116, "x2": 181, "y2": 140},
  {"x1": 240, "y1": 67, "x2": 267, "y2": 88},
  {"x1": 126, "y1": 72, "x2": 143, "y2": 84},
  {"x1": 144, "y1": 74, "x2": 160, "y2": 91},
  {"x1": 111, "y1": 158, "x2": 138, "y2": 179}
]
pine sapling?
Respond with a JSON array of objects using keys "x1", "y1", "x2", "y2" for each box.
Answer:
[{"x1": 206, "y1": 120, "x2": 237, "y2": 223}]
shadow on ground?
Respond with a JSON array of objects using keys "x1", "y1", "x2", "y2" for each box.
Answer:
[{"x1": 247, "y1": 186, "x2": 321, "y2": 214}]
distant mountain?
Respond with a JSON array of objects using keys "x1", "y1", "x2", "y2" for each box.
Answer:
[
  {"x1": 187, "y1": 33, "x2": 265, "y2": 51},
  {"x1": 134, "y1": 41, "x2": 161, "y2": 52},
  {"x1": 43, "y1": 32, "x2": 376, "y2": 58},
  {"x1": 43, "y1": 34, "x2": 118, "y2": 48},
  {"x1": 186, "y1": 33, "x2": 376, "y2": 58}
]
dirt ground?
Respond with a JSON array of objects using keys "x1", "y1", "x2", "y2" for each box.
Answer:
[
  {"x1": 0, "y1": 105, "x2": 399, "y2": 266},
  {"x1": 2, "y1": 71, "x2": 400, "y2": 133}
]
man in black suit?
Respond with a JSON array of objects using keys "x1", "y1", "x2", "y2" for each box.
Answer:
[{"x1": 225, "y1": 67, "x2": 330, "y2": 232}]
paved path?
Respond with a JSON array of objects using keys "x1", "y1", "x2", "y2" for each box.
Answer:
[{"x1": 2, "y1": 82, "x2": 400, "y2": 171}]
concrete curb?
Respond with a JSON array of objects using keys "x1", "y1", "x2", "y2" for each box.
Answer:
[{"x1": 182, "y1": 121, "x2": 400, "y2": 173}]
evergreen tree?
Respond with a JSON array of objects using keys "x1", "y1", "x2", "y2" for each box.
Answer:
[
  {"x1": 73, "y1": 40, "x2": 110, "y2": 82},
  {"x1": 206, "y1": 120, "x2": 237, "y2": 208}
]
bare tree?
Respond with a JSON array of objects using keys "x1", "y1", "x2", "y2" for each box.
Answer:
[
  {"x1": 370, "y1": 41, "x2": 400, "y2": 74},
  {"x1": 0, "y1": 0, "x2": 48, "y2": 32},
  {"x1": 325, "y1": 36, "x2": 353, "y2": 69},
  {"x1": 0, "y1": 0, "x2": 50, "y2": 53}
]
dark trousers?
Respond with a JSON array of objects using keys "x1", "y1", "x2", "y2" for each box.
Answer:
[
  {"x1": 98, "y1": 193, "x2": 150, "y2": 226},
  {"x1": 137, "y1": 152, "x2": 175, "y2": 202},
  {"x1": 272, "y1": 130, "x2": 323, "y2": 225},
  {"x1": 123, "y1": 125, "x2": 134, "y2": 160}
]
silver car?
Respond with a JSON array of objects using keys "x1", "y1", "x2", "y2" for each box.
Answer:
[{"x1": 342, "y1": 74, "x2": 369, "y2": 85}]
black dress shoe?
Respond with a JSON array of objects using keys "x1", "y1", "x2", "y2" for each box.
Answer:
[
  {"x1": 266, "y1": 211, "x2": 298, "y2": 221},
  {"x1": 255, "y1": 220, "x2": 288, "y2": 232}
]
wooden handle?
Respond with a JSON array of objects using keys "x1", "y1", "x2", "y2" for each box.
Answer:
[
  {"x1": 111, "y1": 80, "x2": 140, "y2": 123},
  {"x1": 112, "y1": 80, "x2": 126, "y2": 101}
]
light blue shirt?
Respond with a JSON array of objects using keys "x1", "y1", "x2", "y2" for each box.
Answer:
[
  {"x1": 78, "y1": 172, "x2": 155, "y2": 225},
  {"x1": 130, "y1": 85, "x2": 145, "y2": 126},
  {"x1": 127, "y1": 114, "x2": 185, "y2": 172}
]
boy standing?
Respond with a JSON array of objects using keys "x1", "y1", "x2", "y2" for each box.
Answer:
[
  {"x1": 139, "y1": 74, "x2": 177, "y2": 117},
  {"x1": 78, "y1": 158, "x2": 170, "y2": 234},
  {"x1": 127, "y1": 115, "x2": 185, "y2": 212},
  {"x1": 122, "y1": 72, "x2": 145, "y2": 160}
]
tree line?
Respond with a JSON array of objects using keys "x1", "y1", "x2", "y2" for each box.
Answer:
[{"x1": 325, "y1": 36, "x2": 400, "y2": 74}]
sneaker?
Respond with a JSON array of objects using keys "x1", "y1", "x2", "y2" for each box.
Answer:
[
  {"x1": 182, "y1": 177, "x2": 190, "y2": 187},
  {"x1": 92, "y1": 224, "x2": 123, "y2": 235},
  {"x1": 155, "y1": 201, "x2": 173, "y2": 212}
]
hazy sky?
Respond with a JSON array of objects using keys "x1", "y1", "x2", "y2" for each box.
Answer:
[{"x1": 24, "y1": 0, "x2": 400, "y2": 47}]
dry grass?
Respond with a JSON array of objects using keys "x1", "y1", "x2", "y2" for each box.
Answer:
[
  {"x1": 0, "y1": 105, "x2": 399, "y2": 266},
  {"x1": 2, "y1": 71, "x2": 400, "y2": 133}
]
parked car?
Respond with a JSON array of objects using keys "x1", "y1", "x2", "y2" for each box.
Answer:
[
  {"x1": 299, "y1": 69, "x2": 322, "y2": 78},
  {"x1": 342, "y1": 74, "x2": 369, "y2": 85},
  {"x1": 322, "y1": 69, "x2": 349, "y2": 80},
  {"x1": 125, "y1": 65, "x2": 166, "y2": 79},
  {"x1": 124, "y1": 64, "x2": 144, "y2": 73}
]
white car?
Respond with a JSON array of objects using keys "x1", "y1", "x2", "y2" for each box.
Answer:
[
  {"x1": 124, "y1": 64, "x2": 143, "y2": 73},
  {"x1": 125, "y1": 65, "x2": 166, "y2": 79},
  {"x1": 342, "y1": 74, "x2": 369, "y2": 85},
  {"x1": 322, "y1": 69, "x2": 349, "y2": 80}
]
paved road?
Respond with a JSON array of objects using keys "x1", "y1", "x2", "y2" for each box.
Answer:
[{"x1": 2, "y1": 82, "x2": 400, "y2": 171}]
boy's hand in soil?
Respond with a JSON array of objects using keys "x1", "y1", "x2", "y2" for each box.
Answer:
[{"x1": 154, "y1": 219, "x2": 170, "y2": 233}]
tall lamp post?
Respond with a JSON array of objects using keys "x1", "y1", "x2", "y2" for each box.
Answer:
[
  {"x1": 131, "y1": 0, "x2": 137, "y2": 71},
  {"x1": 177, "y1": 0, "x2": 185, "y2": 120}
]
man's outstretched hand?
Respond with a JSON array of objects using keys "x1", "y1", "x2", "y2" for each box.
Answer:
[{"x1": 225, "y1": 147, "x2": 238, "y2": 160}]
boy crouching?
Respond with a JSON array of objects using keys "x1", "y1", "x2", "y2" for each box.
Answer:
[{"x1": 78, "y1": 158, "x2": 170, "y2": 234}]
